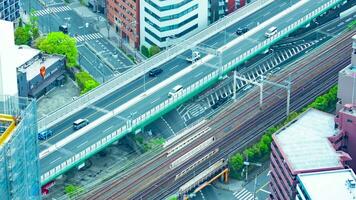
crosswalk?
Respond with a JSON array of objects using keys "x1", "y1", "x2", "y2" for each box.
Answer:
[
  {"x1": 74, "y1": 33, "x2": 103, "y2": 42},
  {"x1": 33, "y1": 6, "x2": 72, "y2": 16},
  {"x1": 234, "y1": 188, "x2": 254, "y2": 200}
]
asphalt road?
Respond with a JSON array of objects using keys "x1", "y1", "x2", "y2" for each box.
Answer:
[
  {"x1": 39, "y1": 0, "x2": 344, "y2": 176},
  {"x1": 21, "y1": 0, "x2": 133, "y2": 82}
]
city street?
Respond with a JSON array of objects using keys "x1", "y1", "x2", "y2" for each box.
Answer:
[
  {"x1": 21, "y1": 0, "x2": 134, "y2": 82},
  {"x1": 193, "y1": 168, "x2": 271, "y2": 200}
]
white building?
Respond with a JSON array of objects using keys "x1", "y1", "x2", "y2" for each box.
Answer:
[
  {"x1": 140, "y1": 0, "x2": 208, "y2": 49},
  {"x1": 296, "y1": 169, "x2": 356, "y2": 200},
  {"x1": 0, "y1": 20, "x2": 17, "y2": 97}
]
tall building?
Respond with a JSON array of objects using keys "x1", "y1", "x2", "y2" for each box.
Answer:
[
  {"x1": 269, "y1": 109, "x2": 351, "y2": 200},
  {"x1": 208, "y1": 0, "x2": 227, "y2": 24},
  {"x1": 107, "y1": 0, "x2": 140, "y2": 48},
  {"x1": 0, "y1": 20, "x2": 18, "y2": 97},
  {"x1": 296, "y1": 169, "x2": 356, "y2": 200},
  {"x1": 0, "y1": 0, "x2": 20, "y2": 22},
  {"x1": 0, "y1": 96, "x2": 41, "y2": 199},
  {"x1": 140, "y1": 0, "x2": 208, "y2": 49}
]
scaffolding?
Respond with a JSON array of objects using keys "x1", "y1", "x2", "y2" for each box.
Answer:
[{"x1": 0, "y1": 95, "x2": 41, "y2": 200}]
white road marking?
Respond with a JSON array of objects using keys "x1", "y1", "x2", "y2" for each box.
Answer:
[
  {"x1": 49, "y1": 157, "x2": 62, "y2": 165},
  {"x1": 170, "y1": 64, "x2": 180, "y2": 71},
  {"x1": 260, "y1": 189, "x2": 271, "y2": 194},
  {"x1": 77, "y1": 140, "x2": 89, "y2": 148},
  {"x1": 263, "y1": 11, "x2": 271, "y2": 17},
  {"x1": 194, "y1": 72, "x2": 204, "y2": 78},
  {"x1": 151, "y1": 97, "x2": 160, "y2": 104},
  {"x1": 103, "y1": 126, "x2": 113, "y2": 133}
]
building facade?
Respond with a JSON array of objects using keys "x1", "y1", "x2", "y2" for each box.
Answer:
[
  {"x1": 0, "y1": 96, "x2": 41, "y2": 199},
  {"x1": 0, "y1": 0, "x2": 20, "y2": 22},
  {"x1": 0, "y1": 20, "x2": 18, "y2": 97},
  {"x1": 140, "y1": 0, "x2": 208, "y2": 49},
  {"x1": 16, "y1": 45, "x2": 66, "y2": 99},
  {"x1": 107, "y1": 0, "x2": 140, "y2": 48},
  {"x1": 269, "y1": 109, "x2": 351, "y2": 200},
  {"x1": 336, "y1": 35, "x2": 356, "y2": 111}
]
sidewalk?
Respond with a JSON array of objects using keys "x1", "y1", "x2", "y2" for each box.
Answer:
[{"x1": 69, "y1": 1, "x2": 146, "y2": 62}]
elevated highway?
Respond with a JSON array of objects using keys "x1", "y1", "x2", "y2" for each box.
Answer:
[{"x1": 38, "y1": 0, "x2": 348, "y2": 185}]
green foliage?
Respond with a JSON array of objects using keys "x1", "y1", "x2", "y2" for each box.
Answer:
[
  {"x1": 143, "y1": 137, "x2": 165, "y2": 152},
  {"x1": 37, "y1": 32, "x2": 78, "y2": 67},
  {"x1": 75, "y1": 71, "x2": 100, "y2": 95},
  {"x1": 149, "y1": 45, "x2": 160, "y2": 57},
  {"x1": 308, "y1": 85, "x2": 338, "y2": 112},
  {"x1": 29, "y1": 10, "x2": 40, "y2": 39},
  {"x1": 141, "y1": 45, "x2": 150, "y2": 57},
  {"x1": 229, "y1": 85, "x2": 338, "y2": 179},
  {"x1": 128, "y1": 54, "x2": 136, "y2": 63},
  {"x1": 64, "y1": 184, "x2": 84, "y2": 198},
  {"x1": 347, "y1": 20, "x2": 356, "y2": 31},
  {"x1": 14, "y1": 26, "x2": 31, "y2": 45},
  {"x1": 167, "y1": 196, "x2": 178, "y2": 200}
]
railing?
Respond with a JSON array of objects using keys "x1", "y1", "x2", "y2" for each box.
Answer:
[
  {"x1": 37, "y1": 0, "x2": 274, "y2": 131},
  {"x1": 40, "y1": 0, "x2": 343, "y2": 185}
]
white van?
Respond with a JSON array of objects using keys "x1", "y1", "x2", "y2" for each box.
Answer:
[
  {"x1": 168, "y1": 85, "x2": 183, "y2": 97},
  {"x1": 73, "y1": 118, "x2": 89, "y2": 130},
  {"x1": 265, "y1": 26, "x2": 277, "y2": 38}
]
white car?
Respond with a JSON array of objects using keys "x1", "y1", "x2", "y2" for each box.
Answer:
[{"x1": 265, "y1": 26, "x2": 277, "y2": 38}]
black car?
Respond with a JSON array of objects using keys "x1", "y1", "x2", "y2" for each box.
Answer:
[
  {"x1": 59, "y1": 25, "x2": 68, "y2": 34},
  {"x1": 236, "y1": 27, "x2": 249, "y2": 35},
  {"x1": 149, "y1": 68, "x2": 163, "y2": 77}
]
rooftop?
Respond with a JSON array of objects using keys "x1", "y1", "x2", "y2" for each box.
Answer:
[
  {"x1": 340, "y1": 104, "x2": 356, "y2": 117},
  {"x1": 340, "y1": 65, "x2": 356, "y2": 77},
  {"x1": 16, "y1": 45, "x2": 64, "y2": 80},
  {"x1": 274, "y1": 109, "x2": 342, "y2": 173},
  {"x1": 297, "y1": 169, "x2": 356, "y2": 200}
]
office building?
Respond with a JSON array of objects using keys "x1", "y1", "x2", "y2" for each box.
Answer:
[
  {"x1": 88, "y1": 0, "x2": 106, "y2": 13},
  {"x1": 0, "y1": 0, "x2": 20, "y2": 22},
  {"x1": 0, "y1": 95, "x2": 41, "y2": 199},
  {"x1": 296, "y1": 169, "x2": 356, "y2": 200},
  {"x1": 0, "y1": 20, "x2": 18, "y2": 97},
  {"x1": 269, "y1": 109, "x2": 351, "y2": 200},
  {"x1": 16, "y1": 45, "x2": 66, "y2": 98},
  {"x1": 107, "y1": 0, "x2": 140, "y2": 48},
  {"x1": 140, "y1": 0, "x2": 208, "y2": 49},
  {"x1": 336, "y1": 35, "x2": 356, "y2": 111}
]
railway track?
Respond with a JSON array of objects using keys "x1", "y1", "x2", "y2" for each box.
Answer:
[
  {"x1": 135, "y1": 31, "x2": 353, "y2": 199},
  {"x1": 85, "y1": 30, "x2": 355, "y2": 200}
]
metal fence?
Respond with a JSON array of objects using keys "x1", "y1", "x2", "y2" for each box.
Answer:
[
  {"x1": 37, "y1": 0, "x2": 274, "y2": 131},
  {"x1": 40, "y1": 0, "x2": 343, "y2": 185}
]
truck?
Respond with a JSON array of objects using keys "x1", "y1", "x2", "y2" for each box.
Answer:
[{"x1": 186, "y1": 51, "x2": 201, "y2": 63}]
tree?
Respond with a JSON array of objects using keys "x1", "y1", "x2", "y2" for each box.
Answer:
[
  {"x1": 37, "y1": 32, "x2": 78, "y2": 67},
  {"x1": 141, "y1": 45, "x2": 149, "y2": 57},
  {"x1": 149, "y1": 45, "x2": 160, "y2": 57},
  {"x1": 29, "y1": 10, "x2": 40, "y2": 39},
  {"x1": 65, "y1": 184, "x2": 84, "y2": 198},
  {"x1": 75, "y1": 71, "x2": 100, "y2": 94},
  {"x1": 229, "y1": 153, "x2": 244, "y2": 171},
  {"x1": 14, "y1": 26, "x2": 31, "y2": 45}
]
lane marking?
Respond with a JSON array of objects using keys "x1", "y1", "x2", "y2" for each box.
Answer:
[
  {"x1": 194, "y1": 72, "x2": 204, "y2": 78},
  {"x1": 151, "y1": 97, "x2": 161, "y2": 104},
  {"x1": 49, "y1": 157, "x2": 62, "y2": 165},
  {"x1": 77, "y1": 140, "x2": 89, "y2": 148},
  {"x1": 170, "y1": 64, "x2": 180, "y2": 71},
  {"x1": 103, "y1": 126, "x2": 113, "y2": 133}
]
